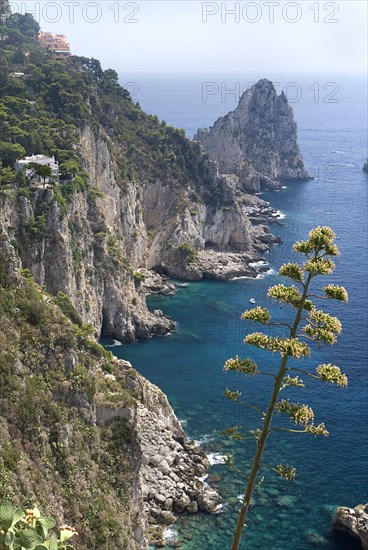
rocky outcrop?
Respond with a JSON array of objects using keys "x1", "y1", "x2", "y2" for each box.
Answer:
[
  {"x1": 0, "y1": 230, "x2": 220, "y2": 549},
  {"x1": 194, "y1": 79, "x2": 311, "y2": 192},
  {"x1": 0, "y1": 123, "x2": 282, "y2": 337},
  {"x1": 123, "y1": 368, "x2": 221, "y2": 546},
  {"x1": 333, "y1": 504, "x2": 368, "y2": 549},
  {"x1": 363, "y1": 160, "x2": 368, "y2": 173}
]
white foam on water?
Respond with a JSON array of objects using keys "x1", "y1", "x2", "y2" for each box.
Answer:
[
  {"x1": 163, "y1": 528, "x2": 179, "y2": 545},
  {"x1": 194, "y1": 434, "x2": 214, "y2": 446},
  {"x1": 105, "y1": 339, "x2": 123, "y2": 347},
  {"x1": 195, "y1": 473, "x2": 209, "y2": 483},
  {"x1": 330, "y1": 150, "x2": 345, "y2": 154},
  {"x1": 207, "y1": 453, "x2": 227, "y2": 466},
  {"x1": 179, "y1": 419, "x2": 188, "y2": 427},
  {"x1": 249, "y1": 260, "x2": 269, "y2": 268},
  {"x1": 214, "y1": 503, "x2": 228, "y2": 514},
  {"x1": 272, "y1": 210, "x2": 286, "y2": 219},
  {"x1": 256, "y1": 268, "x2": 276, "y2": 279},
  {"x1": 281, "y1": 185, "x2": 287, "y2": 189}
]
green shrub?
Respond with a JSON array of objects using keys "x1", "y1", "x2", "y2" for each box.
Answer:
[
  {"x1": 55, "y1": 291, "x2": 83, "y2": 327},
  {"x1": 16, "y1": 294, "x2": 47, "y2": 325},
  {"x1": 178, "y1": 241, "x2": 198, "y2": 262}
]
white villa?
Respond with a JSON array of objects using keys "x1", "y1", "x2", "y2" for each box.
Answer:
[{"x1": 15, "y1": 154, "x2": 59, "y2": 183}]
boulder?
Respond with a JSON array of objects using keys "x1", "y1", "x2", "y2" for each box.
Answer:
[{"x1": 333, "y1": 504, "x2": 368, "y2": 549}]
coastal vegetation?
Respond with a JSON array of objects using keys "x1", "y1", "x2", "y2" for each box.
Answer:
[
  {"x1": 0, "y1": 12, "x2": 209, "y2": 193},
  {"x1": 0, "y1": 247, "x2": 140, "y2": 548},
  {"x1": 223, "y1": 227, "x2": 348, "y2": 549}
]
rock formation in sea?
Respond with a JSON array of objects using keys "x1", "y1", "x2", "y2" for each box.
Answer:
[
  {"x1": 363, "y1": 160, "x2": 368, "y2": 173},
  {"x1": 194, "y1": 79, "x2": 312, "y2": 192},
  {"x1": 333, "y1": 504, "x2": 368, "y2": 549}
]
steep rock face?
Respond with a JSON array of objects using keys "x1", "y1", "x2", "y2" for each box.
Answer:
[
  {"x1": 0, "y1": 229, "x2": 220, "y2": 549},
  {"x1": 333, "y1": 504, "x2": 368, "y2": 549},
  {"x1": 0, "y1": 126, "x2": 175, "y2": 341},
  {"x1": 194, "y1": 79, "x2": 311, "y2": 192},
  {"x1": 142, "y1": 173, "x2": 281, "y2": 280},
  {"x1": 0, "y1": 124, "x2": 281, "y2": 337}
]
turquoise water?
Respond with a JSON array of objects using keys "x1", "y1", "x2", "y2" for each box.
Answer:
[{"x1": 104, "y1": 75, "x2": 367, "y2": 549}]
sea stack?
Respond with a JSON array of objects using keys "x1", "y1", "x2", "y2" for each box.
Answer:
[
  {"x1": 363, "y1": 160, "x2": 368, "y2": 173},
  {"x1": 194, "y1": 79, "x2": 311, "y2": 192}
]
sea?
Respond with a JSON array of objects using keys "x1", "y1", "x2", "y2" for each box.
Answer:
[{"x1": 102, "y1": 73, "x2": 367, "y2": 549}]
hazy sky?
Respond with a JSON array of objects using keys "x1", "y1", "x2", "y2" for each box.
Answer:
[{"x1": 16, "y1": 1, "x2": 367, "y2": 75}]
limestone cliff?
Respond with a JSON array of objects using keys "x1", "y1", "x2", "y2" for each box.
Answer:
[
  {"x1": 194, "y1": 79, "x2": 311, "y2": 192},
  {"x1": 0, "y1": 123, "x2": 281, "y2": 340},
  {"x1": 0, "y1": 225, "x2": 220, "y2": 549}
]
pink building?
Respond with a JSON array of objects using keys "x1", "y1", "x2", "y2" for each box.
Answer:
[{"x1": 38, "y1": 31, "x2": 71, "y2": 59}]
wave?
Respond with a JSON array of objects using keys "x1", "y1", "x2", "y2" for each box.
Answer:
[
  {"x1": 272, "y1": 210, "x2": 286, "y2": 219},
  {"x1": 249, "y1": 260, "x2": 269, "y2": 268},
  {"x1": 214, "y1": 503, "x2": 228, "y2": 514},
  {"x1": 163, "y1": 528, "x2": 179, "y2": 545},
  {"x1": 207, "y1": 453, "x2": 227, "y2": 466},
  {"x1": 330, "y1": 150, "x2": 345, "y2": 154},
  {"x1": 194, "y1": 434, "x2": 214, "y2": 446},
  {"x1": 256, "y1": 268, "x2": 276, "y2": 279},
  {"x1": 195, "y1": 473, "x2": 208, "y2": 483},
  {"x1": 105, "y1": 339, "x2": 123, "y2": 347}
]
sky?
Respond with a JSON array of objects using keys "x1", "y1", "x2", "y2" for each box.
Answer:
[{"x1": 13, "y1": 1, "x2": 368, "y2": 75}]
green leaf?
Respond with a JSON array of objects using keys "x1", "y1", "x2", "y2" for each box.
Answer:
[
  {"x1": 12, "y1": 508, "x2": 25, "y2": 526},
  {"x1": 59, "y1": 528, "x2": 75, "y2": 543},
  {"x1": 34, "y1": 546, "x2": 49, "y2": 550},
  {"x1": 5, "y1": 530, "x2": 15, "y2": 544},
  {"x1": 37, "y1": 517, "x2": 56, "y2": 531},
  {"x1": 18, "y1": 529, "x2": 43, "y2": 549},
  {"x1": 49, "y1": 534, "x2": 58, "y2": 550},
  {"x1": 0, "y1": 501, "x2": 14, "y2": 530}
]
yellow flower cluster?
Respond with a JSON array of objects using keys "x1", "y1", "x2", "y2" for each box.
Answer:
[
  {"x1": 241, "y1": 306, "x2": 271, "y2": 324},
  {"x1": 276, "y1": 399, "x2": 315, "y2": 426},
  {"x1": 275, "y1": 463, "x2": 297, "y2": 480},
  {"x1": 304, "y1": 257, "x2": 335, "y2": 276},
  {"x1": 245, "y1": 332, "x2": 311, "y2": 359},
  {"x1": 224, "y1": 356, "x2": 258, "y2": 374},
  {"x1": 267, "y1": 284, "x2": 302, "y2": 307},
  {"x1": 305, "y1": 423, "x2": 329, "y2": 436},
  {"x1": 316, "y1": 364, "x2": 348, "y2": 387},
  {"x1": 278, "y1": 262, "x2": 304, "y2": 282},
  {"x1": 323, "y1": 284, "x2": 348, "y2": 301}
]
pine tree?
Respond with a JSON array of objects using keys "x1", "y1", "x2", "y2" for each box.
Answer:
[{"x1": 224, "y1": 227, "x2": 348, "y2": 550}]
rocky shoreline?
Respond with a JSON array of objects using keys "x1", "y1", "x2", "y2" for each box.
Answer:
[{"x1": 333, "y1": 504, "x2": 368, "y2": 549}]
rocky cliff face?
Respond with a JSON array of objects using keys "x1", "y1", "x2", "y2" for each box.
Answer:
[
  {"x1": 0, "y1": 123, "x2": 281, "y2": 340},
  {"x1": 0, "y1": 226, "x2": 220, "y2": 549},
  {"x1": 194, "y1": 79, "x2": 311, "y2": 192}
]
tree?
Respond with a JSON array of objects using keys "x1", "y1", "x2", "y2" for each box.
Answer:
[
  {"x1": 224, "y1": 227, "x2": 348, "y2": 550},
  {"x1": 60, "y1": 160, "x2": 80, "y2": 179},
  {"x1": 0, "y1": 161, "x2": 16, "y2": 185},
  {"x1": 27, "y1": 162, "x2": 52, "y2": 184},
  {"x1": 0, "y1": 141, "x2": 25, "y2": 167}
]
